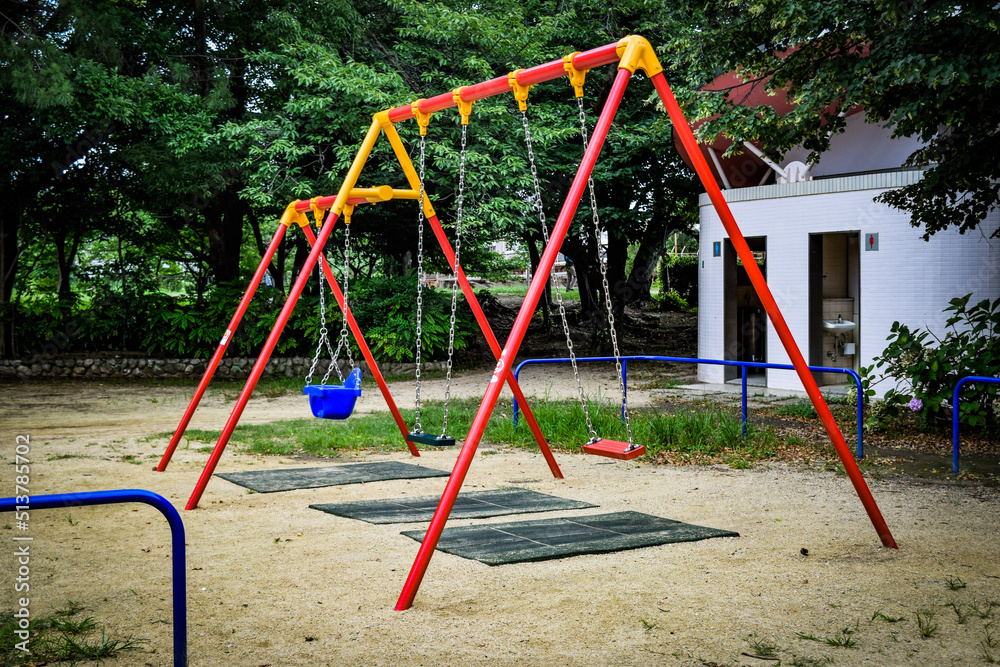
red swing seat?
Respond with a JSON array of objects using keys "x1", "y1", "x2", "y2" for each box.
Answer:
[{"x1": 583, "y1": 438, "x2": 645, "y2": 461}]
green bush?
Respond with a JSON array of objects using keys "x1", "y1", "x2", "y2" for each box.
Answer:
[
  {"x1": 866, "y1": 294, "x2": 1000, "y2": 429},
  {"x1": 347, "y1": 273, "x2": 474, "y2": 362},
  {"x1": 658, "y1": 254, "x2": 698, "y2": 311},
  {"x1": 14, "y1": 272, "x2": 474, "y2": 363}
]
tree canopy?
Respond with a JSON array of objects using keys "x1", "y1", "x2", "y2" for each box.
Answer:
[
  {"x1": 671, "y1": 0, "x2": 1000, "y2": 239},
  {"x1": 2, "y1": 0, "x2": 995, "y2": 358}
]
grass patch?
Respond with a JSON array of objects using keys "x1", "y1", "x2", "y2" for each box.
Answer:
[
  {"x1": 916, "y1": 610, "x2": 939, "y2": 638},
  {"x1": 45, "y1": 454, "x2": 92, "y2": 461},
  {"x1": 644, "y1": 406, "x2": 778, "y2": 467},
  {"x1": 871, "y1": 610, "x2": 907, "y2": 623},
  {"x1": 946, "y1": 576, "x2": 968, "y2": 591},
  {"x1": 776, "y1": 400, "x2": 818, "y2": 420},
  {"x1": 1, "y1": 601, "x2": 144, "y2": 664},
  {"x1": 480, "y1": 285, "x2": 581, "y2": 301},
  {"x1": 796, "y1": 625, "x2": 858, "y2": 648},
  {"x1": 157, "y1": 398, "x2": 779, "y2": 468},
  {"x1": 747, "y1": 637, "x2": 779, "y2": 657}
]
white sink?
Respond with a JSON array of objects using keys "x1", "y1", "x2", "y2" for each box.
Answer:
[{"x1": 823, "y1": 319, "x2": 856, "y2": 335}]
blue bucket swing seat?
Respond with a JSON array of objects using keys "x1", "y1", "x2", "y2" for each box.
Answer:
[
  {"x1": 303, "y1": 212, "x2": 361, "y2": 421},
  {"x1": 304, "y1": 367, "x2": 362, "y2": 420}
]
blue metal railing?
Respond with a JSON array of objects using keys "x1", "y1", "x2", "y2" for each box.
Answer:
[
  {"x1": 0, "y1": 489, "x2": 187, "y2": 667},
  {"x1": 952, "y1": 376, "x2": 1000, "y2": 474},
  {"x1": 512, "y1": 355, "x2": 864, "y2": 459}
]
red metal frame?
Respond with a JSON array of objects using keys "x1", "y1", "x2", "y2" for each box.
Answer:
[
  {"x1": 157, "y1": 223, "x2": 288, "y2": 471},
  {"x1": 395, "y1": 66, "x2": 637, "y2": 610},
  {"x1": 173, "y1": 38, "x2": 895, "y2": 604},
  {"x1": 652, "y1": 72, "x2": 897, "y2": 549},
  {"x1": 184, "y1": 207, "x2": 346, "y2": 510},
  {"x1": 180, "y1": 147, "x2": 565, "y2": 506},
  {"x1": 393, "y1": 40, "x2": 896, "y2": 610},
  {"x1": 184, "y1": 208, "x2": 425, "y2": 510}
]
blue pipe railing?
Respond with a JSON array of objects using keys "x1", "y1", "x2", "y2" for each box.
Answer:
[
  {"x1": 512, "y1": 355, "x2": 865, "y2": 459},
  {"x1": 0, "y1": 489, "x2": 187, "y2": 667},
  {"x1": 952, "y1": 376, "x2": 1000, "y2": 474}
]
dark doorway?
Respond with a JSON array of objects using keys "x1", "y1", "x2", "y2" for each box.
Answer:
[{"x1": 724, "y1": 237, "x2": 767, "y2": 383}]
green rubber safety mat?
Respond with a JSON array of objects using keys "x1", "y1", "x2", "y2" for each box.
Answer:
[
  {"x1": 215, "y1": 461, "x2": 450, "y2": 493},
  {"x1": 401, "y1": 511, "x2": 739, "y2": 565},
  {"x1": 310, "y1": 488, "x2": 597, "y2": 524}
]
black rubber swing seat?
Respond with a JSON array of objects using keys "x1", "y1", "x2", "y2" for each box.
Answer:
[
  {"x1": 407, "y1": 431, "x2": 456, "y2": 447},
  {"x1": 583, "y1": 438, "x2": 645, "y2": 461}
]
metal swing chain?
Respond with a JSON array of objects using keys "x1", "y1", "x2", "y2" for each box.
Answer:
[
  {"x1": 577, "y1": 97, "x2": 635, "y2": 448},
  {"x1": 324, "y1": 222, "x2": 354, "y2": 384},
  {"x1": 412, "y1": 133, "x2": 428, "y2": 433},
  {"x1": 440, "y1": 123, "x2": 468, "y2": 437},
  {"x1": 304, "y1": 249, "x2": 337, "y2": 387},
  {"x1": 519, "y1": 108, "x2": 598, "y2": 442}
]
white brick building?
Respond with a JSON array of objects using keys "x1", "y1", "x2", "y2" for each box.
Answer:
[{"x1": 690, "y1": 112, "x2": 1000, "y2": 392}]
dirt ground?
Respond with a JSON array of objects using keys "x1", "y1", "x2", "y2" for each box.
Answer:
[{"x1": 3, "y1": 374, "x2": 1000, "y2": 667}]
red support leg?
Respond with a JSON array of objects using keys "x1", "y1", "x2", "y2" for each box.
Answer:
[
  {"x1": 301, "y1": 225, "x2": 418, "y2": 456},
  {"x1": 157, "y1": 223, "x2": 288, "y2": 471},
  {"x1": 651, "y1": 72, "x2": 897, "y2": 550},
  {"x1": 425, "y1": 214, "x2": 563, "y2": 479},
  {"x1": 395, "y1": 67, "x2": 634, "y2": 610},
  {"x1": 184, "y1": 212, "x2": 343, "y2": 510}
]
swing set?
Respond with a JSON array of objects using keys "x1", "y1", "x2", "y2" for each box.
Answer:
[{"x1": 156, "y1": 35, "x2": 897, "y2": 610}]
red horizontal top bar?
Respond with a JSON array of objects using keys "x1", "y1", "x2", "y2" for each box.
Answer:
[
  {"x1": 293, "y1": 195, "x2": 338, "y2": 211},
  {"x1": 384, "y1": 40, "x2": 622, "y2": 124}
]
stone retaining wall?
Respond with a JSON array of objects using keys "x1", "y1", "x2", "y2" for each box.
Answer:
[{"x1": 0, "y1": 357, "x2": 445, "y2": 380}]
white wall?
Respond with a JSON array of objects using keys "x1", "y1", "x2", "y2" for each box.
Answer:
[{"x1": 697, "y1": 172, "x2": 1000, "y2": 394}]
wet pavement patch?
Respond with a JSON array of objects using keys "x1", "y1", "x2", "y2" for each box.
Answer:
[
  {"x1": 402, "y1": 511, "x2": 739, "y2": 565},
  {"x1": 310, "y1": 488, "x2": 597, "y2": 524},
  {"x1": 216, "y1": 461, "x2": 450, "y2": 493}
]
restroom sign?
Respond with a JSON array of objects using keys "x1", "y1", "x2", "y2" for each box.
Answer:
[{"x1": 865, "y1": 233, "x2": 879, "y2": 251}]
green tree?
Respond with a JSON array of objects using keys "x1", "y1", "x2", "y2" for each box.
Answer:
[{"x1": 671, "y1": 0, "x2": 1000, "y2": 239}]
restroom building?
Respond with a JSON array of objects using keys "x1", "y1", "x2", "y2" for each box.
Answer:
[{"x1": 679, "y1": 89, "x2": 999, "y2": 394}]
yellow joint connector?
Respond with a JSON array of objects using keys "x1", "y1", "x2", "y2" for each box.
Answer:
[
  {"x1": 411, "y1": 100, "x2": 432, "y2": 136},
  {"x1": 373, "y1": 110, "x2": 393, "y2": 128},
  {"x1": 562, "y1": 53, "x2": 588, "y2": 98},
  {"x1": 279, "y1": 201, "x2": 310, "y2": 228},
  {"x1": 343, "y1": 203, "x2": 355, "y2": 225},
  {"x1": 309, "y1": 198, "x2": 328, "y2": 228},
  {"x1": 452, "y1": 87, "x2": 474, "y2": 125},
  {"x1": 615, "y1": 35, "x2": 663, "y2": 78},
  {"x1": 507, "y1": 70, "x2": 531, "y2": 111}
]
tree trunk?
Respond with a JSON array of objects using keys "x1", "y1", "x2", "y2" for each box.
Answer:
[
  {"x1": 558, "y1": 232, "x2": 600, "y2": 322},
  {"x1": 204, "y1": 184, "x2": 246, "y2": 284},
  {"x1": 248, "y1": 208, "x2": 283, "y2": 293},
  {"x1": 53, "y1": 231, "x2": 80, "y2": 306},
  {"x1": 624, "y1": 222, "x2": 669, "y2": 305},
  {"x1": 605, "y1": 228, "x2": 629, "y2": 320},
  {"x1": 290, "y1": 233, "x2": 314, "y2": 297},
  {"x1": 524, "y1": 231, "x2": 550, "y2": 328}
]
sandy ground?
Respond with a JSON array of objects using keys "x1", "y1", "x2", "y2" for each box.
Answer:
[{"x1": 3, "y1": 374, "x2": 1000, "y2": 666}]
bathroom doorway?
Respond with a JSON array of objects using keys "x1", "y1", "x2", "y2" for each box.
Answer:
[
  {"x1": 723, "y1": 237, "x2": 767, "y2": 384},
  {"x1": 809, "y1": 232, "x2": 861, "y2": 385}
]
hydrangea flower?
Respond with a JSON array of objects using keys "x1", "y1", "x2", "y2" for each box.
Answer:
[{"x1": 909, "y1": 397, "x2": 923, "y2": 412}]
